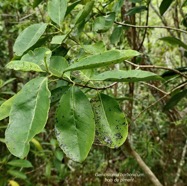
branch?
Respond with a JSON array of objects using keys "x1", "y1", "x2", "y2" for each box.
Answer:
[
  {"x1": 133, "y1": 81, "x2": 187, "y2": 121},
  {"x1": 115, "y1": 21, "x2": 187, "y2": 35},
  {"x1": 125, "y1": 60, "x2": 187, "y2": 79},
  {"x1": 62, "y1": 78, "x2": 118, "y2": 90},
  {"x1": 124, "y1": 138, "x2": 163, "y2": 186},
  {"x1": 138, "y1": 1, "x2": 150, "y2": 51}
]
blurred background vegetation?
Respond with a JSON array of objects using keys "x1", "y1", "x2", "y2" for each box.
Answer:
[{"x1": 0, "y1": 0, "x2": 187, "y2": 185}]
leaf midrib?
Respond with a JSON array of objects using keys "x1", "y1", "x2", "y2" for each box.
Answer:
[{"x1": 24, "y1": 78, "x2": 46, "y2": 148}]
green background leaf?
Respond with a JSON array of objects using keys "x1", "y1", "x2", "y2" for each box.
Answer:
[
  {"x1": 93, "y1": 12, "x2": 115, "y2": 33},
  {"x1": 13, "y1": 23, "x2": 47, "y2": 56},
  {"x1": 125, "y1": 6, "x2": 147, "y2": 16},
  {"x1": 75, "y1": 1, "x2": 94, "y2": 25},
  {"x1": 159, "y1": 36, "x2": 187, "y2": 49},
  {"x1": 48, "y1": 0, "x2": 68, "y2": 27},
  {"x1": 7, "y1": 170, "x2": 27, "y2": 180},
  {"x1": 8, "y1": 159, "x2": 33, "y2": 168},
  {"x1": 55, "y1": 86, "x2": 95, "y2": 162},
  {"x1": 163, "y1": 89, "x2": 187, "y2": 111},
  {"x1": 159, "y1": 0, "x2": 174, "y2": 16}
]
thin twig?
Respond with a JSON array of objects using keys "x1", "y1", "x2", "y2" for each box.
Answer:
[
  {"x1": 174, "y1": 139, "x2": 187, "y2": 185},
  {"x1": 141, "y1": 82, "x2": 168, "y2": 95},
  {"x1": 138, "y1": 1, "x2": 150, "y2": 51},
  {"x1": 125, "y1": 60, "x2": 187, "y2": 79},
  {"x1": 115, "y1": 21, "x2": 187, "y2": 35},
  {"x1": 62, "y1": 77, "x2": 118, "y2": 90},
  {"x1": 133, "y1": 81, "x2": 187, "y2": 121}
]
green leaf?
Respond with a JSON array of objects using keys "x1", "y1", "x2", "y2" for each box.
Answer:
[
  {"x1": 159, "y1": 36, "x2": 187, "y2": 49},
  {"x1": 5, "y1": 77, "x2": 51, "y2": 158},
  {"x1": 163, "y1": 89, "x2": 187, "y2": 111},
  {"x1": 0, "y1": 95, "x2": 17, "y2": 121},
  {"x1": 83, "y1": 41, "x2": 106, "y2": 55},
  {"x1": 51, "y1": 86, "x2": 69, "y2": 104},
  {"x1": 51, "y1": 35, "x2": 67, "y2": 44},
  {"x1": 75, "y1": 1, "x2": 94, "y2": 25},
  {"x1": 33, "y1": 0, "x2": 43, "y2": 8},
  {"x1": 91, "y1": 93, "x2": 128, "y2": 148},
  {"x1": 91, "y1": 70, "x2": 162, "y2": 82},
  {"x1": 159, "y1": 0, "x2": 174, "y2": 16},
  {"x1": 13, "y1": 23, "x2": 48, "y2": 56},
  {"x1": 161, "y1": 67, "x2": 187, "y2": 78},
  {"x1": 63, "y1": 50, "x2": 140, "y2": 72},
  {"x1": 126, "y1": 6, "x2": 147, "y2": 16},
  {"x1": 7, "y1": 170, "x2": 27, "y2": 180},
  {"x1": 55, "y1": 86, "x2": 95, "y2": 162},
  {"x1": 48, "y1": 0, "x2": 68, "y2": 27},
  {"x1": 21, "y1": 47, "x2": 52, "y2": 71},
  {"x1": 8, "y1": 159, "x2": 33, "y2": 168},
  {"x1": 110, "y1": 26, "x2": 123, "y2": 44},
  {"x1": 6, "y1": 61, "x2": 44, "y2": 72},
  {"x1": 66, "y1": 0, "x2": 81, "y2": 17},
  {"x1": 93, "y1": 12, "x2": 115, "y2": 33},
  {"x1": 49, "y1": 56, "x2": 70, "y2": 78},
  {"x1": 1, "y1": 78, "x2": 16, "y2": 88},
  {"x1": 182, "y1": 15, "x2": 187, "y2": 28},
  {"x1": 129, "y1": 0, "x2": 141, "y2": 3}
]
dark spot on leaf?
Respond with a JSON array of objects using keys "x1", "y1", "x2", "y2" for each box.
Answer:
[{"x1": 115, "y1": 133, "x2": 122, "y2": 140}]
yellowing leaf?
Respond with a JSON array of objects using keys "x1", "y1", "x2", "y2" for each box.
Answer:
[
  {"x1": 9, "y1": 180, "x2": 20, "y2": 186},
  {"x1": 6, "y1": 61, "x2": 44, "y2": 72}
]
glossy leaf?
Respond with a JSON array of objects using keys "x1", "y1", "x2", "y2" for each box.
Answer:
[
  {"x1": 91, "y1": 70, "x2": 162, "y2": 82},
  {"x1": 5, "y1": 77, "x2": 51, "y2": 158},
  {"x1": 7, "y1": 170, "x2": 27, "y2": 180},
  {"x1": 6, "y1": 61, "x2": 44, "y2": 72},
  {"x1": 48, "y1": 0, "x2": 68, "y2": 27},
  {"x1": 91, "y1": 93, "x2": 128, "y2": 148},
  {"x1": 163, "y1": 89, "x2": 187, "y2": 111},
  {"x1": 0, "y1": 95, "x2": 17, "y2": 121},
  {"x1": 8, "y1": 159, "x2": 33, "y2": 168},
  {"x1": 49, "y1": 56, "x2": 70, "y2": 78},
  {"x1": 93, "y1": 12, "x2": 115, "y2": 33},
  {"x1": 51, "y1": 35, "x2": 66, "y2": 44},
  {"x1": 159, "y1": 0, "x2": 174, "y2": 15},
  {"x1": 13, "y1": 23, "x2": 47, "y2": 56},
  {"x1": 126, "y1": 6, "x2": 147, "y2": 16},
  {"x1": 21, "y1": 47, "x2": 52, "y2": 71},
  {"x1": 63, "y1": 50, "x2": 140, "y2": 72},
  {"x1": 75, "y1": 1, "x2": 94, "y2": 25},
  {"x1": 55, "y1": 86, "x2": 95, "y2": 162},
  {"x1": 159, "y1": 36, "x2": 187, "y2": 49}
]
